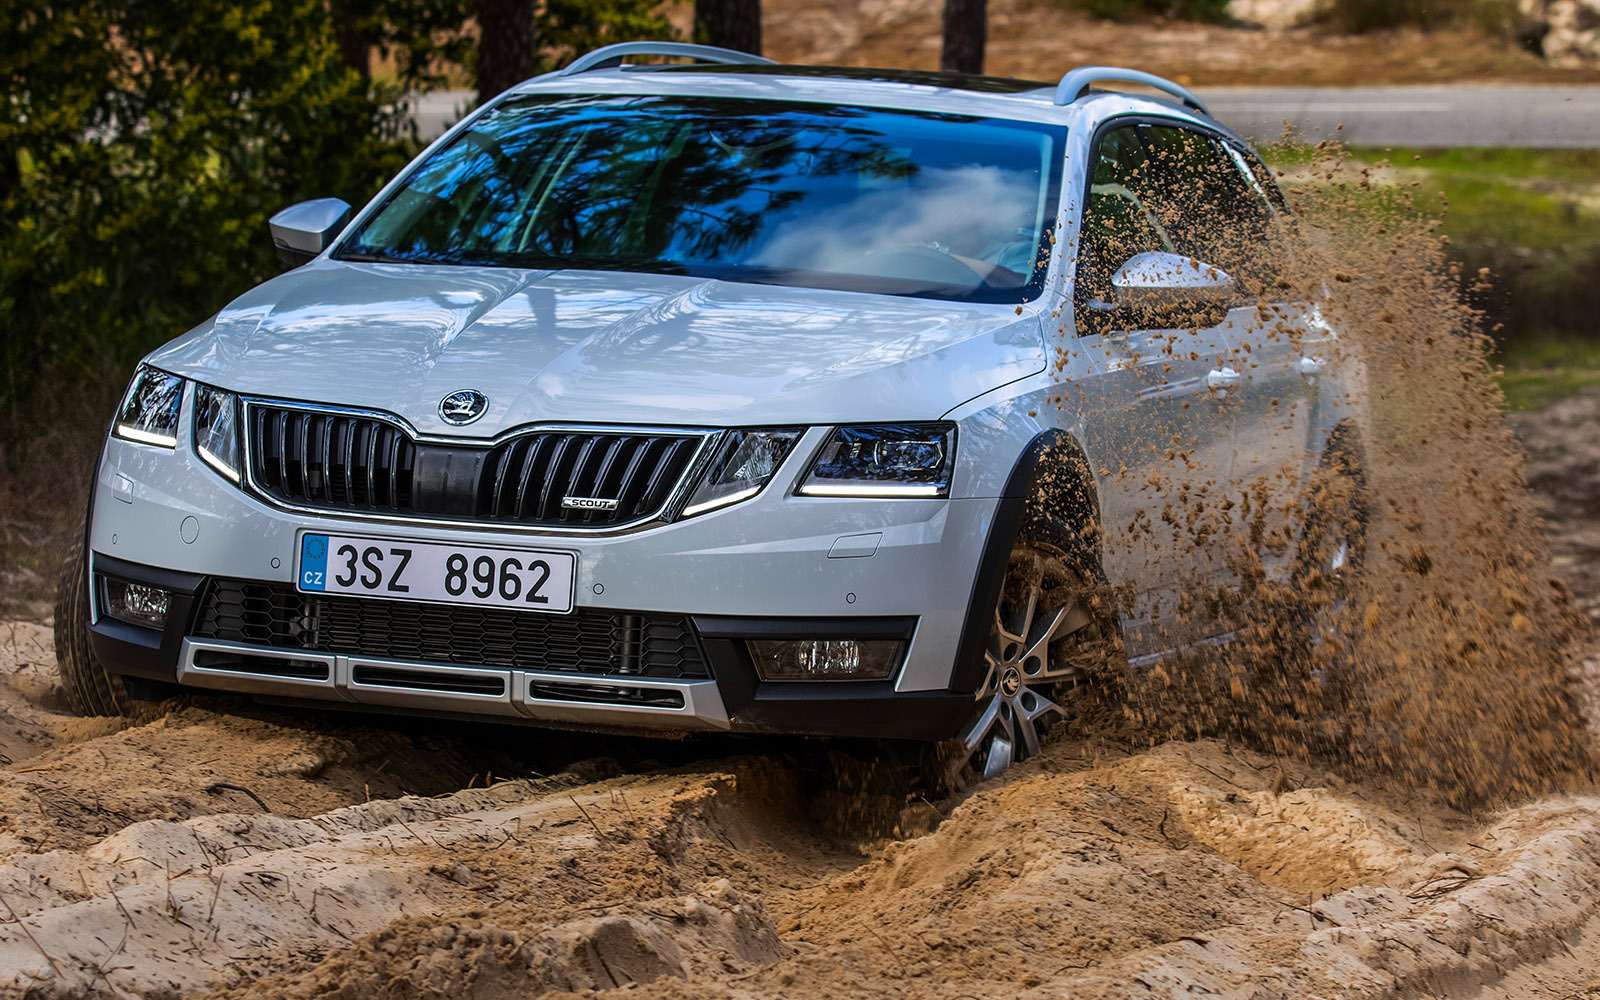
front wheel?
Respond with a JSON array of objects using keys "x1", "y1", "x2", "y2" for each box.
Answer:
[
  {"x1": 951, "y1": 538, "x2": 1119, "y2": 785},
  {"x1": 53, "y1": 535, "x2": 129, "y2": 717}
]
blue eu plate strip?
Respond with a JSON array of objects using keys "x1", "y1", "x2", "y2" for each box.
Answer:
[{"x1": 300, "y1": 534, "x2": 329, "y2": 591}]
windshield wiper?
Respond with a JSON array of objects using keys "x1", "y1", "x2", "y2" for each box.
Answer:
[
  {"x1": 498, "y1": 252, "x2": 690, "y2": 275},
  {"x1": 340, "y1": 248, "x2": 692, "y2": 275},
  {"x1": 336, "y1": 251, "x2": 411, "y2": 264},
  {"x1": 336, "y1": 248, "x2": 478, "y2": 266}
]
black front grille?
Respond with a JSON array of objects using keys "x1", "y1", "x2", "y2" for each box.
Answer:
[
  {"x1": 249, "y1": 405, "x2": 415, "y2": 512},
  {"x1": 476, "y1": 431, "x2": 699, "y2": 526},
  {"x1": 190, "y1": 580, "x2": 711, "y2": 679},
  {"x1": 245, "y1": 403, "x2": 703, "y2": 528}
]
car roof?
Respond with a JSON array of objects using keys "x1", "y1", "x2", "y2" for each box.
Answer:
[{"x1": 508, "y1": 61, "x2": 1230, "y2": 136}]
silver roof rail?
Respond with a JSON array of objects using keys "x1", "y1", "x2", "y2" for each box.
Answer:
[
  {"x1": 558, "y1": 41, "x2": 775, "y2": 77},
  {"x1": 1053, "y1": 66, "x2": 1208, "y2": 115}
]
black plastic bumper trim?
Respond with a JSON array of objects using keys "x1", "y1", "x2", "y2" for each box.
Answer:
[
  {"x1": 699, "y1": 634, "x2": 973, "y2": 741},
  {"x1": 88, "y1": 552, "x2": 203, "y2": 683},
  {"x1": 92, "y1": 552, "x2": 205, "y2": 596},
  {"x1": 89, "y1": 618, "x2": 179, "y2": 682}
]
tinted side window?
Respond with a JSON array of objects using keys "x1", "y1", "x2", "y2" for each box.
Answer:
[
  {"x1": 1076, "y1": 124, "x2": 1174, "y2": 309},
  {"x1": 1234, "y1": 143, "x2": 1290, "y2": 214},
  {"x1": 1143, "y1": 125, "x2": 1279, "y2": 292}
]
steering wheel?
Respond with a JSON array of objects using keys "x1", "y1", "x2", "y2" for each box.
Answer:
[{"x1": 858, "y1": 242, "x2": 987, "y2": 286}]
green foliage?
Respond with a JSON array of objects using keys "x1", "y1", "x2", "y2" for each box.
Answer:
[
  {"x1": 340, "y1": 0, "x2": 672, "y2": 93},
  {"x1": 1066, "y1": 0, "x2": 1231, "y2": 23},
  {"x1": 1341, "y1": 146, "x2": 1600, "y2": 346},
  {"x1": 1264, "y1": 143, "x2": 1600, "y2": 408},
  {"x1": 0, "y1": 0, "x2": 417, "y2": 459},
  {"x1": 1318, "y1": 0, "x2": 1523, "y2": 34},
  {"x1": 1321, "y1": 0, "x2": 1436, "y2": 32},
  {"x1": 0, "y1": 0, "x2": 674, "y2": 473},
  {"x1": 538, "y1": 0, "x2": 675, "y2": 64},
  {"x1": 1498, "y1": 336, "x2": 1600, "y2": 410}
]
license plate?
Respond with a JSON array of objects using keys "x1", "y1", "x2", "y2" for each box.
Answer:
[{"x1": 296, "y1": 532, "x2": 576, "y2": 614}]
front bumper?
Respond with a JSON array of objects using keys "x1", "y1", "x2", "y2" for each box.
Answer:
[{"x1": 87, "y1": 429, "x2": 1001, "y2": 740}]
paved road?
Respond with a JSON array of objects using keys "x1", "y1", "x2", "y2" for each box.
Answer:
[
  {"x1": 1200, "y1": 85, "x2": 1600, "y2": 148},
  {"x1": 413, "y1": 85, "x2": 1600, "y2": 148},
  {"x1": 412, "y1": 90, "x2": 476, "y2": 141}
]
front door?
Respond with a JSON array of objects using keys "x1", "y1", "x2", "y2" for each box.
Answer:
[{"x1": 1066, "y1": 122, "x2": 1246, "y2": 657}]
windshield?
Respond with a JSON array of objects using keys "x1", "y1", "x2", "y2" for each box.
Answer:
[{"x1": 336, "y1": 95, "x2": 1066, "y2": 304}]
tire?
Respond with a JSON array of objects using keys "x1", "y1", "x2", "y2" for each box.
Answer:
[
  {"x1": 1279, "y1": 422, "x2": 1370, "y2": 716},
  {"x1": 939, "y1": 519, "x2": 1121, "y2": 790},
  {"x1": 1292, "y1": 423, "x2": 1369, "y2": 639},
  {"x1": 53, "y1": 535, "x2": 129, "y2": 717}
]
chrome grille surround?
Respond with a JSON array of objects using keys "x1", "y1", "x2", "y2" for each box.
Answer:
[{"x1": 239, "y1": 397, "x2": 718, "y2": 534}]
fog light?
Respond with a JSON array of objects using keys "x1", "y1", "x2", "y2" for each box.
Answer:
[
  {"x1": 101, "y1": 578, "x2": 171, "y2": 629},
  {"x1": 748, "y1": 639, "x2": 902, "y2": 681}
]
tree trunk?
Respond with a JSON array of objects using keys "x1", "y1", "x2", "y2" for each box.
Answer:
[
  {"x1": 940, "y1": 0, "x2": 986, "y2": 75},
  {"x1": 475, "y1": 0, "x2": 538, "y2": 102},
  {"x1": 331, "y1": 1, "x2": 372, "y2": 82},
  {"x1": 334, "y1": 24, "x2": 372, "y2": 83},
  {"x1": 694, "y1": 0, "x2": 762, "y2": 55}
]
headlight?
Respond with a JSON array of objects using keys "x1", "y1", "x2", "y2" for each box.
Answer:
[
  {"x1": 799, "y1": 423, "x2": 955, "y2": 497},
  {"x1": 193, "y1": 384, "x2": 241, "y2": 483},
  {"x1": 113, "y1": 366, "x2": 184, "y2": 447},
  {"x1": 681, "y1": 428, "x2": 802, "y2": 517}
]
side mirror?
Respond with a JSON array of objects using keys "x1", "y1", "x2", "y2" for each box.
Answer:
[
  {"x1": 1110, "y1": 251, "x2": 1234, "y2": 327},
  {"x1": 268, "y1": 198, "x2": 352, "y2": 270}
]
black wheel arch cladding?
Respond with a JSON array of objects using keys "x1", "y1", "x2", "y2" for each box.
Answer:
[{"x1": 948, "y1": 430, "x2": 1105, "y2": 695}]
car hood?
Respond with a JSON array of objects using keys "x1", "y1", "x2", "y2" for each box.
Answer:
[{"x1": 149, "y1": 260, "x2": 1046, "y2": 436}]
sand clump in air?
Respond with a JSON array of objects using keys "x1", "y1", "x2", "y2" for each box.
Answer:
[
  {"x1": 1042, "y1": 138, "x2": 1596, "y2": 809},
  {"x1": 1, "y1": 141, "x2": 1599, "y2": 998}
]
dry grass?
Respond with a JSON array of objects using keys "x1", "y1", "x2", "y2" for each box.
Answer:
[{"x1": 764, "y1": 0, "x2": 1600, "y2": 85}]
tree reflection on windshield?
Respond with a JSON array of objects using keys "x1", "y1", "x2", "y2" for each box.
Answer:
[{"x1": 338, "y1": 95, "x2": 1065, "y2": 304}]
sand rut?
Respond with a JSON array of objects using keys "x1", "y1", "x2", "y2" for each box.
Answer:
[
  {"x1": 6, "y1": 143, "x2": 1600, "y2": 997},
  {"x1": 0, "y1": 766, "x2": 811, "y2": 997},
  {"x1": 4, "y1": 659, "x2": 1600, "y2": 997}
]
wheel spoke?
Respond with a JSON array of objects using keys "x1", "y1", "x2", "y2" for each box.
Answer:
[
  {"x1": 961, "y1": 693, "x2": 1003, "y2": 752},
  {"x1": 1023, "y1": 602, "x2": 1092, "y2": 667},
  {"x1": 1013, "y1": 696, "x2": 1043, "y2": 755},
  {"x1": 976, "y1": 652, "x2": 1001, "y2": 699},
  {"x1": 982, "y1": 732, "x2": 1014, "y2": 779},
  {"x1": 1019, "y1": 586, "x2": 1039, "y2": 646},
  {"x1": 1017, "y1": 688, "x2": 1063, "y2": 724},
  {"x1": 993, "y1": 607, "x2": 1025, "y2": 651}
]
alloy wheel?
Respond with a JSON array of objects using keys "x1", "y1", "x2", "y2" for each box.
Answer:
[{"x1": 959, "y1": 543, "x2": 1103, "y2": 781}]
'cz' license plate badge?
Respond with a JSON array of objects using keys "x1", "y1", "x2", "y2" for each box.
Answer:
[{"x1": 296, "y1": 532, "x2": 576, "y2": 614}]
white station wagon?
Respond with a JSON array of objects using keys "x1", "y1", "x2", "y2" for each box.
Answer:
[{"x1": 58, "y1": 43, "x2": 1364, "y2": 782}]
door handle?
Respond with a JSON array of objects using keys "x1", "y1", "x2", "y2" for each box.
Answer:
[
  {"x1": 1298, "y1": 355, "x2": 1327, "y2": 376},
  {"x1": 1205, "y1": 367, "x2": 1240, "y2": 391}
]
